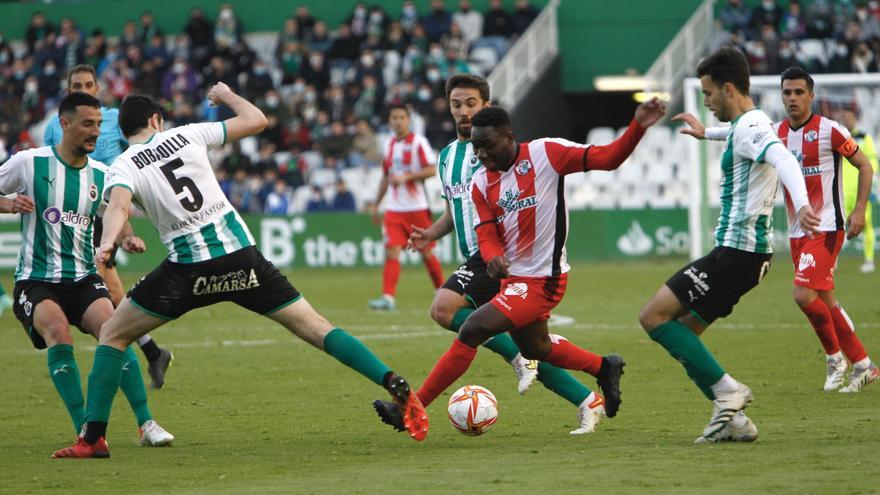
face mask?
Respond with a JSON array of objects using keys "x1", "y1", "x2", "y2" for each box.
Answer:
[
  {"x1": 44, "y1": 65, "x2": 56, "y2": 76},
  {"x1": 361, "y1": 55, "x2": 374, "y2": 66},
  {"x1": 266, "y1": 96, "x2": 279, "y2": 107},
  {"x1": 427, "y1": 69, "x2": 440, "y2": 82},
  {"x1": 25, "y1": 81, "x2": 38, "y2": 93},
  {"x1": 0, "y1": 52, "x2": 8, "y2": 65},
  {"x1": 838, "y1": 44, "x2": 848, "y2": 56},
  {"x1": 370, "y1": 12, "x2": 382, "y2": 21},
  {"x1": 430, "y1": 47, "x2": 443, "y2": 58},
  {"x1": 403, "y1": 5, "x2": 416, "y2": 15},
  {"x1": 220, "y1": 9, "x2": 233, "y2": 21},
  {"x1": 762, "y1": 1, "x2": 774, "y2": 8},
  {"x1": 310, "y1": 55, "x2": 322, "y2": 65},
  {"x1": 355, "y1": 7, "x2": 367, "y2": 16},
  {"x1": 857, "y1": 10, "x2": 868, "y2": 21},
  {"x1": 780, "y1": 48, "x2": 792, "y2": 58},
  {"x1": 304, "y1": 92, "x2": 316, "y2": 102},
  {"x1": 292, "y1": 82, "x2": 305, "y2": 93},
  {"x1": 418, "y1": 88, "x2": 431, "y2": 101},
  {"x1": 174, "y1": 63, "x2": 186, "y2": 74},
  {"x1": 254, "y1": 66, "x2": 267, "y2": 75}
]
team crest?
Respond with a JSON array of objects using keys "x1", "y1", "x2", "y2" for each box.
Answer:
[
  {"x1": 470, "y1": 155, "x2": 479, "y2": 165},
  {"x1": 515, "y1": 159, "x2": 532, "y2": 175},
  {"x1": 805, "y1": 130, "x2": 818, "y2": 143},
  {"x1": 88, "y1": 184, "x2": 99, "y2": 202}
]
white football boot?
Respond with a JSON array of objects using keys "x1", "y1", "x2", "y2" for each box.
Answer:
[
  {"x1": 839, "y1": 364, "x2": 880, "y2": 393},
  {"x1": 511, "y1": 353, "x2": 538, "y2": 394},
  {"x1": 695, "y1": 382, "x2": 753, "y2": 443},
  {"x1": 570, "y1": 394, "x2": 604, "y2": 435},
  {"x1": 139, "y1": 419, "x2": 174, "y2": 446},
  {"x1": 824, "y1": 356, "x2": 848, "y2": 392}
]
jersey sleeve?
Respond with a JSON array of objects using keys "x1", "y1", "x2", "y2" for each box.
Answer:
[
  {"x1": 0, "y1": 152, "x2": 26, "y2": 195},
  {"x1": 734, "y1": 117, "x2": 781, "y2": 163},
  {"x1": 415, "y1": 136, "x2": 436, "y2": 170},
  {"x1": 43, "y1": 118, "x2": 60, "y2": 146},
  {"x1": 437, "y1": 146, "x2": 450, "y2": 199},
  {"x1": 182, "y1": 122, "x2": 227, "y2": 147},
  {"x1": 829, "y1": 121, "x2": 859, "y2": 158},
  {"x1": 541, "y1": 138, "x2": 590, "y2": 175},
  {"x1": 471, "y1": 176, "x2": 504, "y2": 261},
  {"x1": 103, "y1": 157, "x2": 137, "y2": 202}
]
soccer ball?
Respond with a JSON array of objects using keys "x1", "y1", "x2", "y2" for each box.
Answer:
[{"x1": 447, "y1": 385, "x2": 498, "y2": 435}]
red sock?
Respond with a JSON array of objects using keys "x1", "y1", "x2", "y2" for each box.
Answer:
[
  {"x1": 416, "y1": 339, "x2": 478, "y2": 407},
  {"x1": 423, "y1": 254, "x2": 444, "y2": 288},
  {"x1": 381, "y1": 258, "x2": 401, "y2": 297},
  {"x1": 801, "y1": 298, "x2": 840, "y2": 355},
  {"x1": 544, "y1": 335, "x2": 603, "y2": 376},
  {"x1": 829, "y1": 304, "x2": 868, "y2": 363}
]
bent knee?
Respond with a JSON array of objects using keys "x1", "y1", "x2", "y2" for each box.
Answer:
[
  {"x1": 41, "y1": 321, "x2": 73, "y2": 345},
  {"x1": 430, "y1": 304, "x2": 456, "y2": 329},
  {"x1": 638, "y1": 306, "x2": 663, "y2": 332}
]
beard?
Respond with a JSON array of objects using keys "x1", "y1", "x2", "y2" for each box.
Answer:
[{"x1": 456, "y1": 122, "x2": 471, "y2": 138}]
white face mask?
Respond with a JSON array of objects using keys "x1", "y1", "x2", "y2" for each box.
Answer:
[
  {"x1": 25, "y1": 81, "x2": 38, "y2": 93},
  {"x1": 174, "y1": 63, "x2": 186, "y2": 74},
  {"x1": 418, "y1": 88, "x2": 431, "y2": 101},
  {"x1": 361, "y1": 55, "x2": 374, "y2": 66},
  {"x1": 266, "y1": 96, "x2": 279, "y2": 107},
  {"x1": 292, "y1": 82, "x2": 305, "y2": 93}
]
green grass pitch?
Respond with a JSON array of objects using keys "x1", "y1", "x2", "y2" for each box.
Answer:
[{"x1": 2, "y1": 258, "x2": 878, "y2": 494}]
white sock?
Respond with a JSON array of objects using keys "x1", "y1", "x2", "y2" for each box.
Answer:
[
  {"x1": 578, "y1": 391, "x2": 599, "y2": 410},
  {"x1": 853, "y1": 357, "x2": 871, "y2": 371},
  {"x1": 826, "y1": 351, "x2": 844, "y2": 362},
  {"x1": 137, "y1": 335, "x2": 153, "y2": 346},
  {"x1": 711, "y1": 373, "x2": 739, "y2": 397},
  {"x1": 383, "y1": 294, "x2": 395, "y2": 302}
]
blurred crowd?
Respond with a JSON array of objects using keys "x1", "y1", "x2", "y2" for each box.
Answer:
[
  {"x1": 0, "y1": 0, "x2": 540, "y2": 214},
  {"x1": 713, "y1": 0, "x2": 880, "y2": 75}
]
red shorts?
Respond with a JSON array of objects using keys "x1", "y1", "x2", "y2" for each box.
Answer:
[
  {"x1": 790, "y1": 231, "x2": 844, "y2": 291},
  {"x1": 490, "y1": 274, "x2": 568, "y2": 328},
  {"x1": 383, "y1": 209, "x2": 434, "y2": 248}
]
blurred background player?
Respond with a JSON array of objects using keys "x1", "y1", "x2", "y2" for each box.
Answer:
[
  {"x1": 43, "y1": 64, "x2": 173, "y2": 389},
  {"x1": 649, "y1": 48, "x2": 820, "y2": 443},
  {"x1": 401, "y1": 74, "x2": 611, "y2": 434},
  {"x1": 54, "y1": 84, "x2": 427, "y2": 458},
  {"x1": 367, "y1": 104, "x2": 444, "y2": 311},
  {"x1": 840, "y1": 106, "x2": 879, "y2": 274},
  {"x1": 1, "y1": 92, "x2": 172, "y2": 448}
]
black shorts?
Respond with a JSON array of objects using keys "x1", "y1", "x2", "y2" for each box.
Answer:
[
  {"x1": 12, "y1": 274, "x2": 110, "y2": 349},
  {"x1": 441, "y1": 253, "x2": 501, "y2": 308},
  {"x1": 129, "y1": 246, "x2": 301, "y2": 320},
  {"x1": 665, "y1": 246, "x2": 772, "y2": 325},
  {"x1": 92, "y1": 217, "x2": 119, "y2": 268}
]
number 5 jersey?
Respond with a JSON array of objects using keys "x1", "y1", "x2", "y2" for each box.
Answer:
[{"x1": 105, "y1": 122, "x2": 255, "y2": 263}]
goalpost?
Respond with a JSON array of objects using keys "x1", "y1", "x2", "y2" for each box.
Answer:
[{"x1": 683, "y1": 73, "x2": 880, "y2": 260}]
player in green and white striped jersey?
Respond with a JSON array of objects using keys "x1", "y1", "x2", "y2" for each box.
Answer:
[
  {"x1": 55, "y1": 84, "x2": 428, "y2": 458},
  {"x1": 0, "y1": 92, "x2": 173, "y2": 449},
  {"x1": 639, "y1": 47, "x2": 821, "y2": 443},
  {"x1": 390, "y1": 75, "x2": 607, "y2": 436}
]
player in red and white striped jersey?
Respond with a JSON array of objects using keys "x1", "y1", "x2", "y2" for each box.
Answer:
[
  {"x1": 368, "y1": 105, "x2": 443, "y2": 311},
  {"x1": 776, "y1": 68, "x2": 878, "y2": 392},
  {"x1": 412, "y1": 100, "x2": 667, "y2": 420}
]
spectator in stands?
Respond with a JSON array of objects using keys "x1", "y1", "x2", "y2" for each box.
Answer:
[
  {"x1": 277, "y1": 18, "x2": 300, "y2": 57},
  {"x1": 246, "y1": 59, "x2": 274, "y2": 100},
  {"x1": 780, "y1": 1, "x2": 807, "y2": 40},
  {"x1": 423, "y1": 0, "x2": 453, "y2": 43},
  {"x1": 350, "y1": 118, "x2": 381, "y2": 169},
  {"x1": 319, "y1": 121, "x2": 353, "y2": 169},
  {"x1": 137, "y1": 11, "x2": 162, "y2": 46},
  {"x1": 58, "y1": 18, "x2": 85, "y2": 68},
  {"x1": 221, "y1": 141, "x2": 252, "y2": 175},
  {"x1": 279, "y1": 146, "x2": 306, "y2": 188},
  {"x1": 512, "y1": 0, "x2": 541, "y2": 36},
  {"x1": 215, "y1": 3, "x2": 242, "y2": 51},
  {"x1": 160, "y1": 57, "x2": 198, "y2": 100},
  {"x1": 328, "y1": 23, "x2": 361, "y2": 62},
  {"x1": 132, "y1": 59, "x2": 161, "y2": 97},
  {"x1": 120, "y1": 20, "x2": 140, "y2": 51},
  {"x1": 425, "y1": 96, "x2": 455, "y2": 149},
  {"x1": 805, "y1": 0, "x2": 834, "y2": 38},
  {"x1": 856, "y1": 3, "x2": 880, "y2": 40},
  {"x1": 349, "y1": 3, "x2": 370, "y2": 41},
  {"x1": 25, "y1": 12, "x2": 56, "y2": 54},
  {"x1": 400, "y1": 1, "x2": 420, "y2": 35},
  {"x1": 367, "y1": 6, "x2": 389, "y2": 40},
  {"x1": 260, "y1": 114, "x2": 286, "y2": 150},
  {"x1": 265, "y1": 179, "x2": 292, "y2": 215},
  {"x1": 442, "y1": 23, "x2": 469, "y2": 59},
  {"x1": 307, "y1": 21, "x2": 333, "y2": 54},
  {"x1": 144, "y1": 33, "x2": 170, "y2": 69},
  {"x1": 278, "y1": 41, "x2": 303, "y2": 85},
  {"x1": 103, "y1": 57, "x2": 134, "y2": 101},
  {"x1": 202, "y1": 55, "x2": 237, "y2": 91},
  {"x1": 453, "y1": 0, "x2": 483, "y2": 44},
  {"x1": 752, "y1": 0, "x2": 783, "y2": 34},
  {"x1": 294, "y1": 6, "x2": 316, "y2": 39},
  {"x1": 332, "y1": 178, "x2": 357, "y2": 211},
  {"x1": 184, "y1": 7, "x2": 214, "y2": 69},
  {"x1": 852, "y1": 42, "x2": 878, "y2": 72},
  {"x1": 229, "y1": 169, "x2": 254, "y2": 212},
  {"x1": 484, "y1": 0, "x2": 513, "y2": 38},
  {"x1": 759, "y1": 23, "x2": 780, "y2": 73},
  {"x1": 306, "y1": 185, "x2": 329, "y2": 212},
  {"x1": 254, "y1": 140, "x2": 279, "y2": 175},
  {"x1": 38, "y1": 60, "x2": 61, "y2": 100},
  {"x1": 303, "y1": 51, "x2": 330, "y2": 91},
  {"x1": 718, "y1": 0, "x2": 753, "y2": 36}
]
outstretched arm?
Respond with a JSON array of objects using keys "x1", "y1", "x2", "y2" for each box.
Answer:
[
  {"x1": 586, "y1": 97, "x2": 666, "y2": 171},
  {"x1": 764, "y1": 143, "x2": 820, "y2": 237}
]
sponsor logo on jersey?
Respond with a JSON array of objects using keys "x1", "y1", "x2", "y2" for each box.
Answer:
[
  {"x1": 129, "y1": 133, "x2": 191, "y2": 169},
  {"x1": 42, "y1": 207, "x2": 91, "y2": 228},
  {"x1": 169, "y1": 200, "x2": 227, "y2": 231},
  {"x1": 617, "y1": 220, "x2": 653, "y2": 256},
  {"x1": 88, "y1": 184, "x2": 99, "y2": 202},
  {"x1": 443, "y1": 182, "x2": 472, "y2": 199},
  {"x1": 42, "y1": 176, "x2": 56, "y2": 187},
  {"x1": 752, "y1": 131, "x2": 768, "y2": 145},
  {"x1": 497, "y1": 188, "x2": 537, "y2": 214},
  {"x1": 802, "y1": 166, "x2": 822, "y2": 176},
  {"x1": 805, "y1": 130, "x2": 818, "y2": 143},
  {"x1": 193, "y1": 268, "x2": 260, "y2": 296},
  {"x1": 798, "y1": 252, "x2": 816, "y2": 272},
  {"x1": 470, "y1": 155, "x2": 480, "y2": 166},
  {"x1": 515, "y1": 160, "x2": 532, "y2": 175},
  {"x1": 503, "y1": 282, "x2": 529, "y2": 299},
  {"x1": 789, "y1": 149, "x2": 804, "y2": 164}
]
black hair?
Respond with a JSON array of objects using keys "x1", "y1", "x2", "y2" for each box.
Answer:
[
  {"x1": 471, "y1": 106, "x2": 510, "y2": 129},
  {"x1": 445, "y1": 73, "x2": 490, "y2": 102},
  {"x1": 58, "y1": 92, "x2": 100, "y2": 118},
  {"x1": 118, "y1": 94, "x2": 163, "y2": 137},
  {"x1": 696, "y1": 46, "x2": 751, "y2": 95},
  {"x1": 780, "y1": 66, "x2": 814, "y2": 92},
  {"x1": 66, "y1": 64, "x2": 97, "y2": 87},
  {"x1": 387, "y1": 103, "x2": 410, "y2": 117}
]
